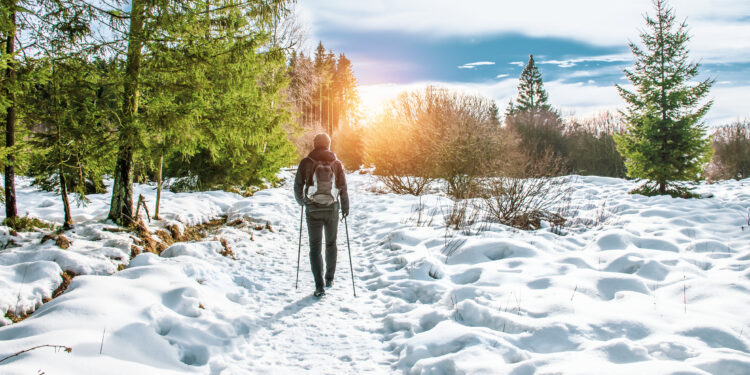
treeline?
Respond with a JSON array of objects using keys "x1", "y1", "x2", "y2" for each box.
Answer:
[
  {"x1": 286, "y1": 42, "x2": 360, "y2": 157},
  {"x1": 1, "y1": 0, "x2": 301, "y2": 228}
]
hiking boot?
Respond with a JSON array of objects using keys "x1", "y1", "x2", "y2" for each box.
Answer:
[
  {"x1": 314, "y1": 287, "x2": 326, "y2": 298},
  {"x1": 325, "y1": 279, "x2": 334, "y2": 288}
]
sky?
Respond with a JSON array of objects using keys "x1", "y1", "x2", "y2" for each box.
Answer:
[{"x1": 295, "y1": 0, "x2": 750, "y2": 126}]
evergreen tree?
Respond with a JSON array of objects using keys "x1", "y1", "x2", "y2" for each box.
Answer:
[
  {"x1": 1, "y1": 0, "x2": 92, "y2": 221},
  {"x1": 23, "y1": 58, "x2": 119, "y2": 228},
  {"x1": 332, "y1": 53, "x2": 359, "y2": 131},
  {"x1": 511, "y1": 54, "x2": 550, "y2": 113},
  {"x1": 287, "y1": 51, "x2": 317, "y2": 128},
  {"x1": 82, "y1": 0, "x2": 295, "y2": 225},
  {"x1": 614, "y1": 0, "x2": 713, "y2": 196},
  {"x1": 146, "y1": 0, "x2": 296, "y2": 194}
]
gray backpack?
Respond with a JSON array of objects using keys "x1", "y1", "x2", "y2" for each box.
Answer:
[{"x1": 305, "y1": 158, "x2": 338, "y2": 206}]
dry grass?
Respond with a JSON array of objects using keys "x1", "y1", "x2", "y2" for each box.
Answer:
[
  {"x1": 219, "y1": 238, "x2": 236, "y2": 259},
  {"x1": 40, "y1": 234, "x2": 72, "y2": 249},
  {"x1": 55, "y1": 235, "x2": 71, "y2": 249}
]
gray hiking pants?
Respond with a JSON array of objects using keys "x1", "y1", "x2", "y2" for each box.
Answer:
[{"x1": 306, "y1": 202, "x2": 339, "y2": 288}]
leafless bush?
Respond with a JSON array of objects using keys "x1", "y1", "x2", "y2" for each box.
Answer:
[
  {"x1": 707, "y1": 120, "x2": 750, "y2": 181},
  {"x1": 377, "y1": 175, "x2": 433, "y2": 195},
  {"x1": 480, "y1": 152, "x2": 570, "y2": 230},
  {"x1": 442, "y1": 237, "x2": 467, "y2": 263},
  {"x1": 365, "y1": 86, "x2": 513, "y2": 197},
  {"x1": 442, "y1": 198, "x2": 485, "y2": 233}
]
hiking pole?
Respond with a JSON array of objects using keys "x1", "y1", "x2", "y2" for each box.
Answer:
[
  {"x1": 295, "y1": 205, "x2": 303, "y2": 289},
  {"x1": 343, "y1": 210, "x2": 356, "y2": 297}
]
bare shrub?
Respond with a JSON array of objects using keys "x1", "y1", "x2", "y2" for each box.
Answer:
[
  {"x1": 377, "y1": 175, "x2": 434, "y2": 195},
  {"x1": 365, "y1": 86, "x2": 513, "y2": 197},
  {"x1": 364, "y1": 89, "x2": 438, "y2": 195},
  {"x1": 426, "y1": 92, "x2": 511, "y2": 199},
  {"x1": 481, "y1": 152, "x2": 570, "y2": 230},
  {"x1": 404, "y1": 196, "x2": 439, "y2": 227},
  {"x1": 443, "y1": 199, "x2": 484, "y2": 233},
  {"x1": 707, "y1": 120, "x2": 750, "y2": 181}
]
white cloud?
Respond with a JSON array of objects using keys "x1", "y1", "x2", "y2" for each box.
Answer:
[
  {"x1": 496, "y1": 74, "x2": 509, "y2": 79},
  {"x1": 457, "y1": 61, "x2": 495, "y2": 69},
  {"x1": 298, "y1": 0, "x2": 750, "y2": 63},
  {"x1": 538, "y1": 54, "x2": 631, "y2": 68},
  {"x1": 509, "y1": 61, "x2": 525, "y2": 67}
]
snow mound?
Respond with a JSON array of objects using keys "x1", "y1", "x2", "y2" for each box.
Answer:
[{"x1": 354, "y1": 174, "x2": 750, "y2": 374}]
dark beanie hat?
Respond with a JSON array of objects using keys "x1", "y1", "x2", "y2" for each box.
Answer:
[{"x1": 313, "y1": 133, "x2": 331, "y2": 150}]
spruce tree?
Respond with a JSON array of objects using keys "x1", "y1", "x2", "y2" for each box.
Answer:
[
  {"x1": 147, "y1": 0, "x2": 296, "y2": 194},
  {"x1": 24, "y1": 58, "x2": 118, "y2": 228},
  {"x1": 332, "y1": 53, "x2": 359, "y2": 130},
  {"x1": 88, "y1": 0, "x2": 294, "y2": 225},
  {"x1": 1, "y1": 0, "x2": 92, "y2": 222},
  {"x1": 615, "y1": 0, "x2": 713, "y2": 196},
  {"x1": 512, "y1": 54, "x2": 551, "y2": 113}
]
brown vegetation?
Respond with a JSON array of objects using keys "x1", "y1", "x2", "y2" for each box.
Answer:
[
  {"x1": 707, "y1": 120, "x2": 750, "y2": 181},
  {"x1": 40, "y1": 234, "x2": 72, "y2": 249},
  {"x1": 480, "y1": 152, "x2": 570, "y2": 230},
  {"x1": 219, "y1": 238, "x2": 236, "y2": 259},
  {"x1": 365, "y1": 86, "x2": 516, "y2": 197}
]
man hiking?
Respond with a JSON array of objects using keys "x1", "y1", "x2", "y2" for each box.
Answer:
[{"x1": 294, "y1": 133, "x2": 349, "y2": 298}]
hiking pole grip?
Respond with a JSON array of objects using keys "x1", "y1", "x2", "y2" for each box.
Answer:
[{"x1": 296, "y1": 206, "x2": 303, "y2": 289}]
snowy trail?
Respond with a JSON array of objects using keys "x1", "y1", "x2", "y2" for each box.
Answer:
[
  {"x1": 208, "y1": 177, "x2": 397, "y2": 374},
  {"x1": 0, "y1": 174, "x2": 404, "y2": 374}
]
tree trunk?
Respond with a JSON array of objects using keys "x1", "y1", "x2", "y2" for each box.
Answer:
[
  {"x1": 4, "y1": 7, "x2": 17, "y2": 219},
  {"x1": 59, "y1": 167, "x2": 73, "y2": 229},
  {"x1": 154, "y1": 153, "x2": 162, "y2": 219},
  {"x1": 108, "y1": 0, "x2": 145, "y2": 226}
]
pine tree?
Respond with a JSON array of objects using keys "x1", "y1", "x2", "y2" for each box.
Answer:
[
  {"x1": 512, "y1": 54, "x2": 550, "y2": 113},
  {"x1": 88, "y1": 0, "x2": 294, "y2": 225},
  {"x1": 614, "y1": 0, "x2": 713, "y2": 196},
  {"x1": 24, "y1": 58, "x2": 118, "y2": 228},
  {"x1": 1, "y1": 0, "x2": 92, "y2": 222},
  {"x1": 148, "y1": 0, "x2": 296, "y2": 193},
  {"x1": 332, "y1": 53, "x2": 359, "y2": 131},
  {"x1": 287, "y1": 52, "x2": 317, "y2": 127}
]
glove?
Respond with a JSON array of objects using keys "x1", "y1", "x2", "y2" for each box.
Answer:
[{"x1": 342, "y1": 208, "x2": 349, "y2": 219}]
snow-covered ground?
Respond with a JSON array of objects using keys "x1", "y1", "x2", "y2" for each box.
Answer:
[{"x1": 1, "y1": 173, "x2": 749, "y2": 374}]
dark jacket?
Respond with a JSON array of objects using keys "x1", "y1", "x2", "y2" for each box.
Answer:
[{"x1": 294, "y1": 148, "x2": 349, "y2": 215}]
